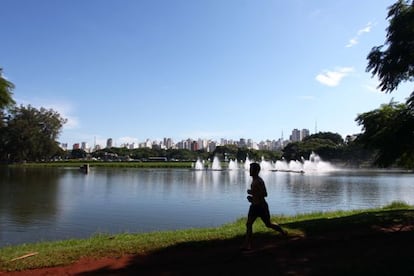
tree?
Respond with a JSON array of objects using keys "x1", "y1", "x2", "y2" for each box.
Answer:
[
  {"x1": 303, "y1": 132, "x2": 344, "y2": 145},
  {"x1": 0, "y1": 68, "x2": 15, "y2": 110},
  {"x1": 282, "y1": 132, "x2": 345, "y2": 161},
  {"x1": 355, "y1": 101, "x2": 414, "y2": 168},
  {"x1": 362, "y1": 0, "x2": 414, "y2": 168},
  {"x1": 366, "y1": 0, "x2": 414, "y2": 106},
  {"x1": 1, "y1": 105, "x2": 67, "y2": 162},
  {"x1": 0, "y1": 68, "x2": 16, "y2": 128}
]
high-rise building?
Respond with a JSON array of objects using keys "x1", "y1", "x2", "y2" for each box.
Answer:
[
  {"x1": 301, "y1": 129, "x2": 310, "y2": 140},
  {"x1": 239, "y1": 138, "x2": 247, "y2": 148},
  {"x1": 106, "y1": 138, "x2": 113, "y2": 148},
  {"x1": 290, "y1": 129, "x2": 301, "y2": 142},
  {"x1": 191, "y1": 140, "x2": 198, "y2": 151},
  {"x1": 163, "y1": 138, "x2": 174, "y2": 149},
  {"x1": 60, "y1": 143, "x2": 68, "y2": 151},
  {"x1": 208, "y1": 140, "x2": 217, "y2": 152}
]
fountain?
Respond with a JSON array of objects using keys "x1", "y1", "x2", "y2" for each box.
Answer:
[
  {"x1": 254, "y1": 152, "x2": 336, "y2": 174},
  {"x1": 194, "y1": 158, "x2": 204, "y2": 170},
  {"x1": 193, "y1": 152, "x2": 334, "y2": 174},
  {"x1": 302, "y1": 152, "x2": 335, "y2": 173},
  {"x1": 260, "y1": 156, "x2": 274, "y2": 171},
  {"x1": 228, "y1": 159, "x2": 238, "y2": 170},
  {"x1": 275, "y1": 158, "x2": 289, "y2": 171},
  {"x1": 244, "y1": 156, "x2": 252, "y2": 170},
  {"x1": 211, "y1": 156, "x2": 222, "y2": 170}
]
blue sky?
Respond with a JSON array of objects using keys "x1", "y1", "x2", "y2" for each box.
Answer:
[{"x1": 1, "y1": 0, "x2": 412, "y2": 147}]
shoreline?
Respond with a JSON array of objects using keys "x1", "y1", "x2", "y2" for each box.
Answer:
[{"x1": 1, "y1": 202, "x2": 413, "y2": 273}]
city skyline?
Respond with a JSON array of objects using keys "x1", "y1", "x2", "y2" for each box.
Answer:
[
  {"x1": 63, "y1": 126, "x2": 317, "y2": 150},
  {"x1": 64, "y1": 127, "x2": 315, "y2": 152},
  {"x1": 1, "y1": 1, "x2": 412, "y2": 148}
]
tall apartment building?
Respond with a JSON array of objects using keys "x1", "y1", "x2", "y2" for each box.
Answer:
[
  {"x1": 290, "y1": 129, "x2": 301, "y2": 142},
  {"x1": 290, "y1": 128, "x2": 310, "y2": 142},
  {"x1": 191, "y1": 140, "x2": 198, "y2": 151},
  {"x1": 81, "y1": 142, "x2": 89, "y2": 152},
  {"x1": 239, "y1": 138, "x2": 247, "y2": 147},
  {"x1": 301, "y1": 129, "x2": 310, "y2": 140},
  {"x1": 164, "y1": 138, "x2": 174, "y2": 149},
  {"x1": 106, "y1": 138, "x2": 113, "y2": 148}
]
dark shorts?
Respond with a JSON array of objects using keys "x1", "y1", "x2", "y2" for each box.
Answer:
[{"x1": 247, "y1": 202, "x2": 270, "y2": 223}]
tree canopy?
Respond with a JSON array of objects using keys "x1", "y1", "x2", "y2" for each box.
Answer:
[
  {"x1": 356, "y1": 101, "x2": 414, "y2": 168},
  {"x1": 282, "y1": 132, "x2": 344, "y2": 161},
  {"x1": 0, "y1": 105, "x2": 67, "y2": 162},
  {"x1": 366, "y1": 0, "x2": 414, "y2": 106},
  {"x1": 0, "y1": 68, "x2": 15, "y2": 110},
  {"x1": 361, "y1": 0, "x2": 414, "y2": 168}
]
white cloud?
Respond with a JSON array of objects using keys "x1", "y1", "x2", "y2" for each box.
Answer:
[
  {"x1": 346, "y1": 22, "x2": 372, "y2": 48},
  {"x1": 357, "y1": 23, "x2": 372, "y2": 35},
  {"x1": 363, "y1": 79, "x2": 382, "y2": 93},
  {"x1": 346, "y1": 38, "x2": 358, "y2": 48},
  {"x1": 315, "y1": 67, "x2": 354, "y2": 87},
  {"x1": 364, "y1": 85, "x2": 379, "y2": 93},
  {"x1": 45, "y1": 102, "x2": 79, "y2": 130}
]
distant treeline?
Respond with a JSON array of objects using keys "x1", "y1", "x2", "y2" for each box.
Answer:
[{"x1": 64, "y1": 132, "x2": 375, "y2": 167}]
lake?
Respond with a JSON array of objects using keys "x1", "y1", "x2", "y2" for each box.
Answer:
[{"x1": 1, "y1": 165, "x2": 414, "y2": 247}]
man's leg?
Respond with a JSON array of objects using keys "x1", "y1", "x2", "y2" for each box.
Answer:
[
  {"x1": 261, "y1": 206, "x2": 287, "y2": 236},
  {"x1": 243, "y1": 206, "x2": 257, "y2": 250}
]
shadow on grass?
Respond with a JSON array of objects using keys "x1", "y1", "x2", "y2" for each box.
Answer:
[
  {"x1": 78, "y1": 210, "x2": 414, "y2": 276},
  {"x1": 284, "y1": 209, "x2": 414, "y2": 236}
]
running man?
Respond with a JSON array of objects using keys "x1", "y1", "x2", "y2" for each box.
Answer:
[{"x1": 243, "y1": 162, "x2": 287, "y2": 250}]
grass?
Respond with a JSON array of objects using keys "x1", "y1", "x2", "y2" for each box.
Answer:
[
  {"x1": 1, "y1": 201, "x2": 413, "y2": 272},
  {"x1": 8, "y1": 161, "x2": 195, "y2": 169}
]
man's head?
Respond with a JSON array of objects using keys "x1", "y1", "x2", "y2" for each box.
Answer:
[{"x1": 249, "y1": 162, "x2": 261, "y2": 176}]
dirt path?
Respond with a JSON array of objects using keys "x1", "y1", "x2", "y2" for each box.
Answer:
[{"x1": 2, "y1": 222, "x2": 414, "y2": 276}]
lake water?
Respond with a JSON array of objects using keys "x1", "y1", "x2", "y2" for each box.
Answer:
[{"x1": 1, "y1": 166, "x2": 414, "y2": 247}]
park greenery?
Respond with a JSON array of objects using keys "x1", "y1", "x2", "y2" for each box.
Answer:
[{"x1": 0, "y1": 0, "x2": 414, "y2": 169}]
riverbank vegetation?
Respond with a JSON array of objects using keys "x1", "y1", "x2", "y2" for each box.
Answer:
[
  {"x1": 10, "y1": 160, "x2": 195, "y2": 169},
  {"x1": 0, "y1": 202, "x2": 412, "y2": 272},
  {"x1": 23, "y1": 131, "x2": 375, "y2": 168}
]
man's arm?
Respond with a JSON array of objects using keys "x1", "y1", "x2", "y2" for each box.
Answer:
[{"x1": 250, "y1": 179, "x2": 267, "y2": 198}]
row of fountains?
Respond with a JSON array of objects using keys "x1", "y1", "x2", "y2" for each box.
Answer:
[{"x1": 192, "y1": 152, "x2": 336, "y2": 174}]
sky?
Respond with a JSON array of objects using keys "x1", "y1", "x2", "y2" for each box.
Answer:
[{"x1": 1, "y1": 0, "x2": 412, "y2": 148}]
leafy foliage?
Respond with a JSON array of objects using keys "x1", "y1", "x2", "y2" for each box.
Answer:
[
  {"x1": 355, "y1": 101, "x2": 414, "y2": 168},
  {"x1": 367, "y1": 0, "x2": 414, "y2": 97},
  {"x1": 0, "y1": 68, "x2": 16, "y2": 128},
  {"x1": 362, "y1": 0, "x2": 414, "y2": 168},
  {"x1": 282, "y1": 132, "x2": 344, "y2": 161},
  {"x1": 0, "y1": 105, "x2": 67, "y2": 162},
  {"x1": 0, "y1": 68, "x2": 15, "y2": 110}
]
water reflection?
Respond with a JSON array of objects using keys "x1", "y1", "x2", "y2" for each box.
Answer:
[
  {"x1": 1, "y1": 167, "x2": 414, "y2": 246},
  {"x1": 0, "y1": 167, "x2": 61, "y2": 225}
]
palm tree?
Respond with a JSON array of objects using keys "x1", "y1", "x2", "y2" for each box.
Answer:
[
  {"x1": 0, "y1": 68, "x2": 15, "y2": 128},
  {"x1": 0, "y1": 68, "x2": 15, "y2": 110}
]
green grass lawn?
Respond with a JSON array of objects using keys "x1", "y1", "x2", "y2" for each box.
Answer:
[{"x1": 1, "y1": 201, "x2": 413, "y2": 272}]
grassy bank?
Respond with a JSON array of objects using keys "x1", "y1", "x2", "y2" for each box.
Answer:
[
  {"x1": 8, "y1": 161, "x2": 195, "y2": 169},
  {"x1": 1, "y1": 202, "x2": 413, "y2": 272}
]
